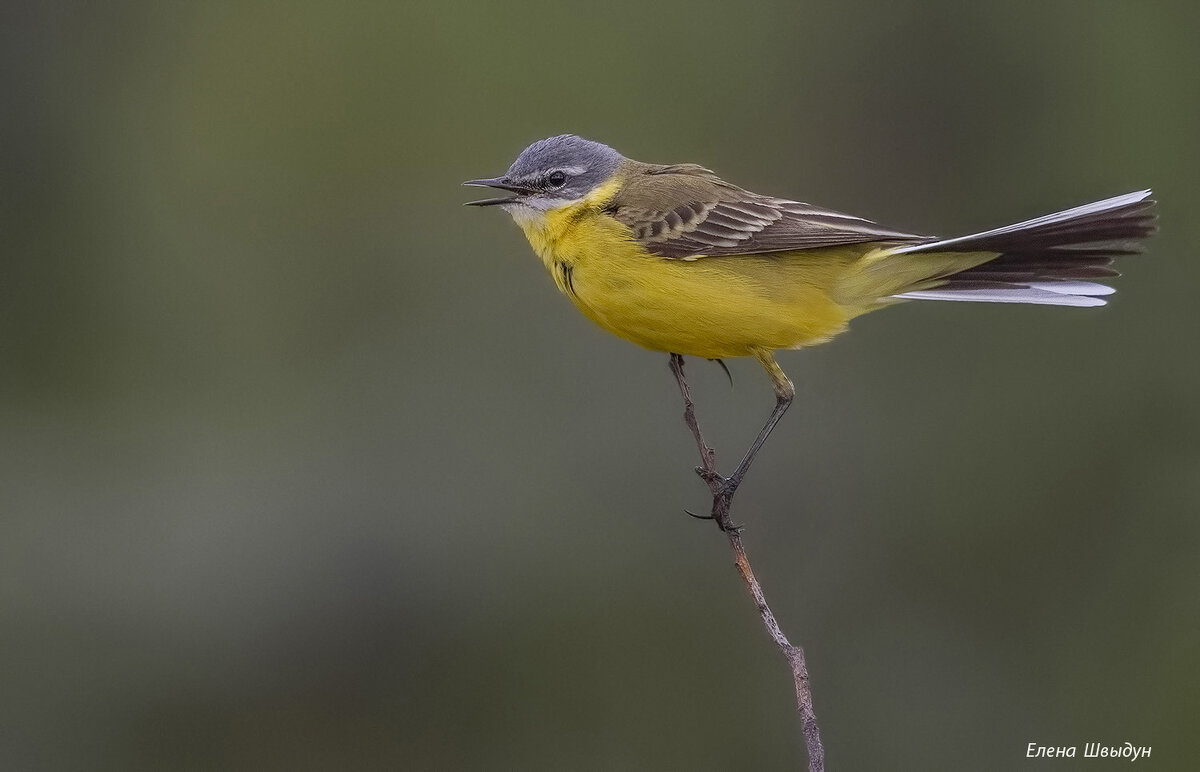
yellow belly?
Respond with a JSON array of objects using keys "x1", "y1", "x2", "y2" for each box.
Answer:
[
  {"x1": 513, "y1": 202, "x2": 872, "y2": 359},
  {"x1": 568, "y1": 250, "x2": 862, "y2": 358}
]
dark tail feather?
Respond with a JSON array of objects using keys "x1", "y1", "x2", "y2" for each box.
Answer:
[{"x1": 893, "y1": 190, "x2": 1156, "y2": 307}]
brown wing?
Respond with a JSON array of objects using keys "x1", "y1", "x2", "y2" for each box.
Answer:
[{"x1": 609, "y1": 162, "x2": 931, "y2": 259}]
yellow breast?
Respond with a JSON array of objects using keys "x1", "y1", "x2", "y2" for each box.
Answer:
[{"x1": 510, "y1": 182, "x2": 862, "y2": 359}]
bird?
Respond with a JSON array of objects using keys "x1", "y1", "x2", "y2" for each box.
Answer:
[{"x1": 465, "y1": 134, "x2": 1155, "y2": 495}]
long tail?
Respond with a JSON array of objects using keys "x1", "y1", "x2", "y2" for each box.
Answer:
[{"x1": 888, "y1": 190, "x2": 1156, "y2": 307}]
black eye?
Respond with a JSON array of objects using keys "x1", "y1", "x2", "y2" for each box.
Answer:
[{"x1": 547, "y1": 171, "x2": 567, "y2": 188}]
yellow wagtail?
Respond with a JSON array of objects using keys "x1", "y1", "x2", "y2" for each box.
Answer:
[{"x1": 465, "y1": 135, "x2": 1155, "y2": 491}]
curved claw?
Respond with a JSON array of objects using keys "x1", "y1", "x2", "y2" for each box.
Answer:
[
  {"x1": 684, "y1": 508, "x2": 716, "y2": 521},
  {"x1": 709, "y1": 358, "x2": 734, "y2": 389}
]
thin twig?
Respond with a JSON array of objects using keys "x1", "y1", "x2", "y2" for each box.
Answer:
[{"x1": 668, "y1": 354, "x2": 825, "y2": 772}]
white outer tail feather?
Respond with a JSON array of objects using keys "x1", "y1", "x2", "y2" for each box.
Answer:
[{"x1": 896, "y1": 288, "x2": 1108, "y2": 307}]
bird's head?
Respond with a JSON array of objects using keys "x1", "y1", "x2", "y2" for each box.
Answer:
[{"x1": 464, "y1": 135, "x2": 623, "y2": 216}]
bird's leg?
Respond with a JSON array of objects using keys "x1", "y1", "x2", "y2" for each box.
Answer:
[
  {"x1": 668, "y1": 354, "x2": 720, "y2": 485},
  {"x1": 669, "y1": 350, "x2": 794, "y2": 533},
  {"x1": 721, "y1": 349, "x2": 795, "y2": 496}
]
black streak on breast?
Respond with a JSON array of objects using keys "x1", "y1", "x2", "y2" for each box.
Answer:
[{"x1": 558, "y1": 262, "x2": 576, "y2": 296}]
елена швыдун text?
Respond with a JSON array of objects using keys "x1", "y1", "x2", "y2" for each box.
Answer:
[{"x1": 1027, "y1": 743, "x2": 1151, "y2": 761}]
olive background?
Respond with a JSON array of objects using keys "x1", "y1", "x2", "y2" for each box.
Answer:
[{"x1": 3, "y1": 1, "x2": 1198, "y2": 769}]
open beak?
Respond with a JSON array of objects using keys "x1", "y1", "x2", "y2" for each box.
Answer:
[{"x1": 463, "y1": 177, "x2": 532, "y2": 207}]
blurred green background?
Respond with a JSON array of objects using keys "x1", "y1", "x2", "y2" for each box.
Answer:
[{"x1": 3, "y1": 1, "x2": 1198, "y2": 769}]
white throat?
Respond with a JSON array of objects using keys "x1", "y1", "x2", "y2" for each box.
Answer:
[{"x1": 501, "y1": 196, "x2": 580, "y2": 228}]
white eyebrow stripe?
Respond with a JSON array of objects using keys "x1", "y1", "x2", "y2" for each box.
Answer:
[{"x1": 557, "y1": 166, "x2": 587, "y2": 175}]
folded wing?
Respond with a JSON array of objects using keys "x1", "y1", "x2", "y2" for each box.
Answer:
[{"x1": 610, "y1": 163, "x2": 929, "y2": 258}]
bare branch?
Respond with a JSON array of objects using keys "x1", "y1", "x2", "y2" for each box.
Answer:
[{"x1": 668, "y1": 354, "x2": 825, "y2": 772}]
